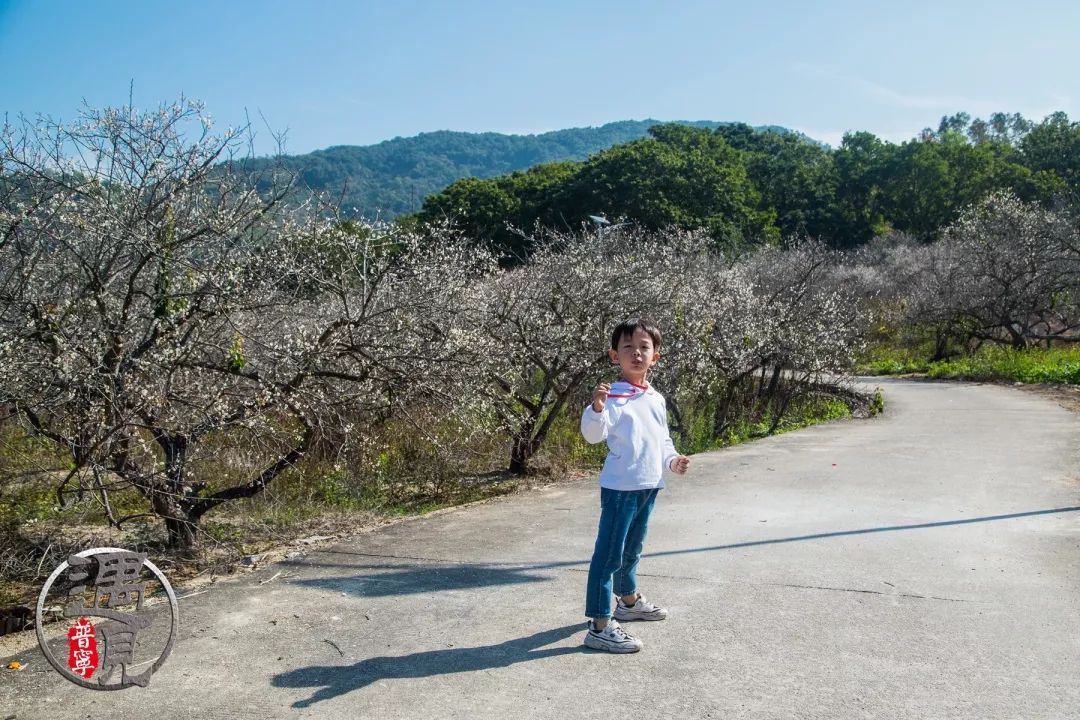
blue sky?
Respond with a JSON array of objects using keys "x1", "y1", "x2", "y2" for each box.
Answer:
[{"x1": 1, "y1": 0, "x2": 1076, "y2": 154}]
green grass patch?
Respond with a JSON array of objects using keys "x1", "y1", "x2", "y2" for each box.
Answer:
[
  {"x1": 869, "y1": 387, "x2": 886, "y2": 416},
  {"x1": 857, "y1": 344, "x2": 934, "y2": 375},
  {"x1": 926, "y1": 346, "x2": 1080, "y2": 384},
  {"x1": 675, "y1": 393, "x2": 852, "y2": 456},
  {"x1": 862, "y1": 342, "x2": 1080, "y2": 384},
  {"x1": 723, "y1": 395, "x2": 851, "y2": 444}
]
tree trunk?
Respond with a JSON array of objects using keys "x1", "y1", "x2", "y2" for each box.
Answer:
[
  {"x1": 766, "y1": 383, "x2": 796, "y2": 435},
  {"x1": 155, "y1": 433, "x2": 201, "y2": 549},
  {"x1": 932, "y1": 328, "x2": 950, "y2": 362},
  {"x1": 1008, "y1": 325, "x2": 1028, "y2": 350},
  {"x1": 713, "y1": 376, "x2": 742, "y2": 438},
  {"x1": 150, "y1": 490, "x2": 201, "y2": 549},
  {"x1": 766, "y1": 364, "x2": 784, "y2": 401},
  {"x1": 667, "y1": 396, "x2": 687, "y2": 439},
  {"x1": 164, "y1": 513, "x2": 198, "y2": 549},
  {"x1": 507, "y1": 374, "x2": 585, "y2": 476},
  {"x1": 509, "y1": 418, "x2": 537, "y2": 475}
]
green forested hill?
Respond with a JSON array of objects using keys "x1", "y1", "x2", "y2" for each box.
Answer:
[
  {"x1": 413, "y1": 112, "x2": 1080, "y2": 256},
  {"x1": 238, "y1": 120, "x2": 797, "y2": 216}
]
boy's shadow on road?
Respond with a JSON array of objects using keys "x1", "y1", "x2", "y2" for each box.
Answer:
[{"x1": 272, "y1": 623, "x2": 585, "y2": 708}]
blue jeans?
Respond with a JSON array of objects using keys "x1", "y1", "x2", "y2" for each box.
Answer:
[{"x1": 585, "y1": 487, "x2": 660, "y2": 619}]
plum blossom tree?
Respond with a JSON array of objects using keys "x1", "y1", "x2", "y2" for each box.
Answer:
[
  {"x1": 748, "y1": 240, "x2": 867, "y2": 372},
  {"x1": 933, "y1": 191, "x2": 1080, "y2": 348},
  {"x1": 650, "y1": 250, "x2": 767, "y2": 437},
  {"x1": 478, "y1": 225, "x2": 697, "y2": 474},
  {"x1": 741, "y1": 239, "x2": 869, "y2": 431},
  {"x1": 0, "y1": 101, "x2": 493, "y2": 547}
]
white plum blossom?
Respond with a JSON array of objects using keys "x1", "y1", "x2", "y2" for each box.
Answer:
[{"x1": 0, "y1": 102, "x2": 496, "y2": 547}]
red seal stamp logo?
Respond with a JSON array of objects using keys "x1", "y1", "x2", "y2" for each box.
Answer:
[{"x1": 67, "y1": 617, "x2": 99, "y2": 679}]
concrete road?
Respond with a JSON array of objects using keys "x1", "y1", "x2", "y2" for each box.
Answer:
[{"x1": 2, "y1": 378, "x2": 1078, "y2": 719}]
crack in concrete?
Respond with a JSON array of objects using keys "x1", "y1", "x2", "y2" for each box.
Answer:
[
  {"x1": 761, "y1": 581, "x2": 971, "y2": 603},
  {"x1": 563, "y1": 567, "x2": 975, "y2": 603}
]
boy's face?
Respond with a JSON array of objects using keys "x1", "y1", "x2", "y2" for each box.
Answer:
[{"x1": 608, "y1": 327, "x2": 660, "y2": 383}]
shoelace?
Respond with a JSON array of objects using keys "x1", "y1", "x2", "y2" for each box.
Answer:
[{"x1": 606, "y1": 621, "x2": 631, "y2": 640}]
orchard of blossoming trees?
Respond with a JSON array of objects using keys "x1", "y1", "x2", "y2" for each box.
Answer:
[
  {"x1": 1, "y1": 101, "x2": 1076, "y2": 548},
  {"x1": 845, "y1": 192, "x2": 1080, "y2": 357},
  {"x1": 0, "y1": 102, "x2": 494, "y2": 547}
]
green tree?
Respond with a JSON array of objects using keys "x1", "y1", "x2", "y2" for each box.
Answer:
[
  {"x1": 555, "y1": 124, "x2": 775, "y2": 247},
  {"x1": 881, "y1": 132, "x2": 1053, "y2": 239},
  {"x1": 831, "y1": 131, "x2": 894, "y2": 246},
  {"x1": 988, "y1": 112, "x2": 1034, "y2": 145},
  {"x1": 417, "y1": 176, "x2": 520, "y2": 250},
  {"x1": 1021, "y1": 112, "x2": 1080, "y2": 205},
  {"x1": 715, "y1": 124, "x2": 837, "y2": 241},
  {"x1": 497, "y1": 161, "x2": 582, "y2": 258}
]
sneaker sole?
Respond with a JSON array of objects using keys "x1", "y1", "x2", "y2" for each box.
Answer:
[
  {"x1": 583, "y1": 634, "x2": 643, "y2": 653},
  {"x1": 613, "y1": 610, "x2": 668, "y2": 622}
]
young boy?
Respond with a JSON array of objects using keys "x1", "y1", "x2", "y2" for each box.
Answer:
[{"x1": 580, "y1": 317, "x2": 690, "y2": 653}]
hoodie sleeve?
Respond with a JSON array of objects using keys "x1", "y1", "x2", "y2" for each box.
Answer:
[{"x1": 580, "y1": 403, "x2": 613, "y2": 444}]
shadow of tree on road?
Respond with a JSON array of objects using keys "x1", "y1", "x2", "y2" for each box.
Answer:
[
  {"x1": 280, "y1": 505, "x2": 1080, "y2": 599},
  {"x1": 272, "y1": 623, "x2": 585, "y2": 708},
  {"x1": 288, "y1": 562, "x2": 554, "y2": 597},
  {"x1": 645, "y1": 505, "x2": 1080, "y2": 558}
]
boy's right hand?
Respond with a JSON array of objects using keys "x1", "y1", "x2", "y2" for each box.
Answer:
[{"x1": 591, "y1": 383, "x2": 611, "y2": 413}]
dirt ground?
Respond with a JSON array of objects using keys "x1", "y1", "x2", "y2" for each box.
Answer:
[{"x1": 1020, "y1": 383, "x2": 1080, "y2": 415}]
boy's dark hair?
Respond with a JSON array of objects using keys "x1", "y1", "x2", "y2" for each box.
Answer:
[{"x1": 610, "y1": 317, "x2": 662, "y2": 351}]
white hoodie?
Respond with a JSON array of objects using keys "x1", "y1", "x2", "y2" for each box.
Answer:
[{"x1": 580, "y1": 384, "x2": 679, "y2": 491}]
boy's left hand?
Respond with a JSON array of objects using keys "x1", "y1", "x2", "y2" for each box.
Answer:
[{"x1": 670, "y1": 455, "x2": 690, "y2": 474}]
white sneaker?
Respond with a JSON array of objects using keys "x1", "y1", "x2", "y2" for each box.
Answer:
[
  {"x1": 583, "y1": 619, "x2": 643, "y2": 653},
  {"x1": 613, "y1": 595, "x2": 668, "y2": 621}
]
